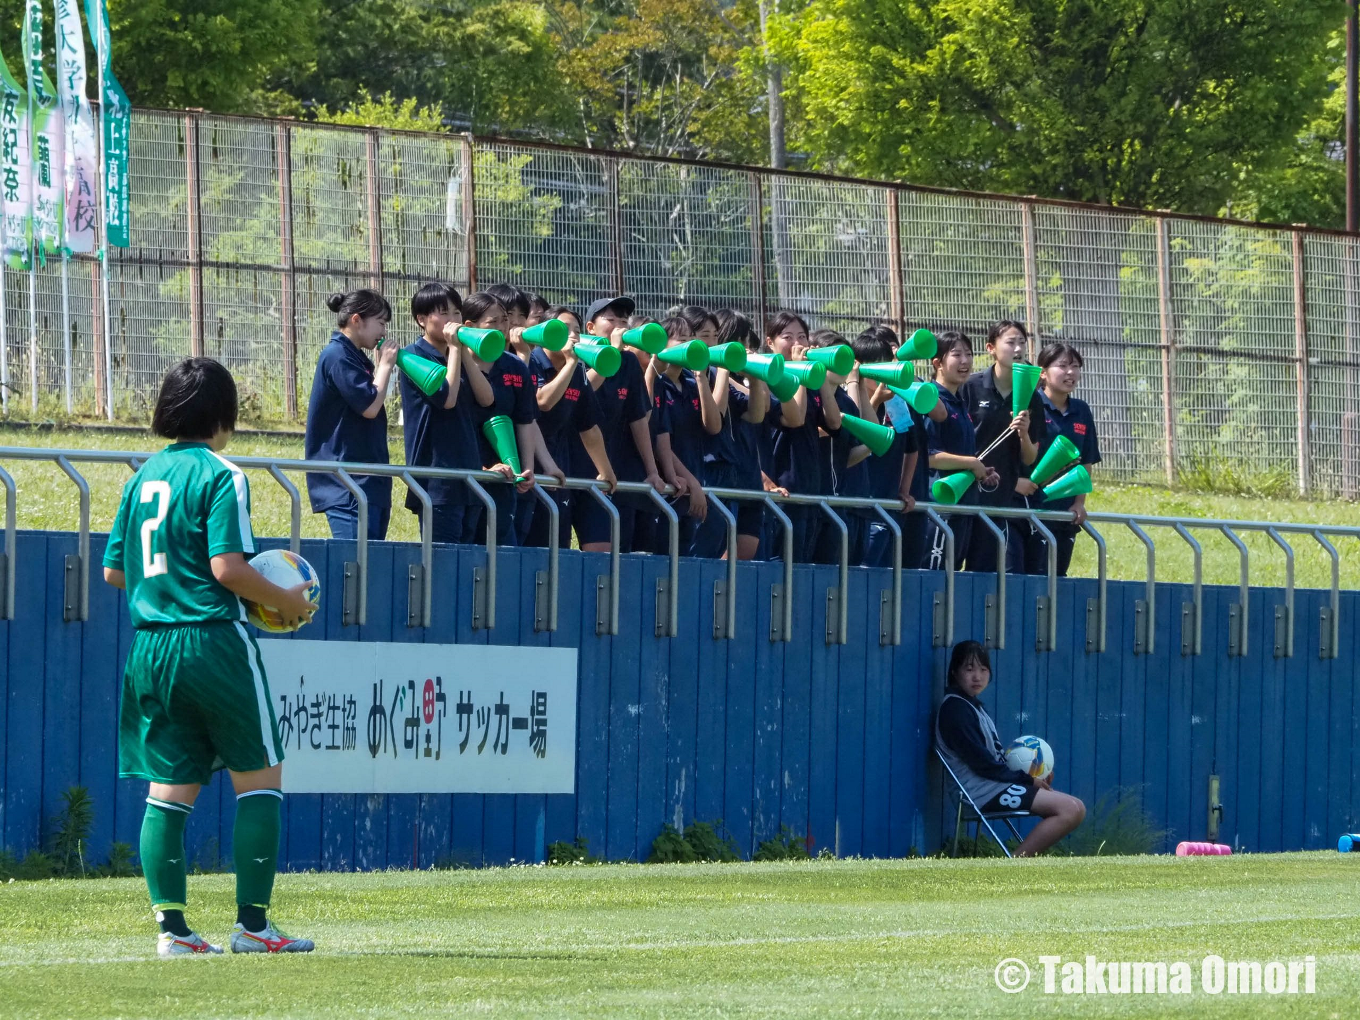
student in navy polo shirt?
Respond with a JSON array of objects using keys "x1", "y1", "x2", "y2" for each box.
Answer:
[
  {"x1": 399, "y1": 282, "x2": 508, "y2": 544},
  {"x1": 487, "y1": 283, "x2": 533, "y2": 362},
  {"x1": 924, "y1": 331, "x2": 998, "y2": 571},
  {"x1": 583, "y1": 296, "x2": 667, "y2": 552},
  {"x1": 647, "y1": 316, "x2": 715, "y2": 553},
  {"x1": 763, "y1": 311, "x2": 844, "y2": 563},
  {"x1": 526, "y1": 306, "x2": 618, "y2": 551},
  {"x1": 690, "y1": 309, "x2": 769, "y2": 560},
  {"x1": 304, "y1": 289, "x2": 397, "y2": 540},
  {"x1": 460, "y1": 290, "x2": 539, "y2": 545},
  {"x1": 1017, "y1": 342, "x2": 1101, "y2": 575},
  {"x1": 960, "y1": 320, "x2": 1045, "y2": 573},
  {"x1": 807, "y1": 328, "x2": 870, "y2": 564},
  {"x1": 848, "y1": 326, "x2": 913, "y2": 567}
]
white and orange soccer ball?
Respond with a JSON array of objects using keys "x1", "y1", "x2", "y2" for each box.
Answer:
[
  {"x1": 244, "y1": 548, "x2": 321, "y2": 633},
  {"x1": 1005, "y1": 735, "x2": 1054, "y2": 782}
]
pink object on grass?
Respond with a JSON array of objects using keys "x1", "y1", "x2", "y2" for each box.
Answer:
[{"x1": 1175, "y1": 841, "x2": 1232, "y2": 856}]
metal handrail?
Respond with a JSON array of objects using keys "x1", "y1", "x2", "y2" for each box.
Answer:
[{"x1": 0, "y1": 446, "x2": 1351, "y2": 660}]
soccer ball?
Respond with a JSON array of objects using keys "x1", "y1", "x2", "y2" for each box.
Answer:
[
  {"x1": 1005, "y1": 735, "x2": 1054, "y2": 781},
  {"x1": 244, "y1": 549, "x2": 321, "y2": 633}
]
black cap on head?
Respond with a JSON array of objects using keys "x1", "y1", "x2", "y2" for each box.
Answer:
[{"x1": 585, "y1": 296, "x2": 636, "y2": 325}]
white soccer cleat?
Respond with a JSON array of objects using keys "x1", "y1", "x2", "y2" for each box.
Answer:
[
  {"x1": 157, "y1": 931, "x2": 223, "y2": 957},
  {"x1": 229, "y1": 921, "x2": 315, "y2": 953}
]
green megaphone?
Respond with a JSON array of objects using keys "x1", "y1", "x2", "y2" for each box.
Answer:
[
  {"x1": 1031, "y1": 434, "x2": 1080, "y2": 487},
  {"x1": 744, "y1": 352, "x2": 786, "y2": 387},
  {"x1": 782, "y1": 360, "x2": 827, "y2": 390},
  {"x1": 622, "y1": 322, "x2": 667, "y2": 355},
  {"x1": 454, "y1": 326, "x2": 506, "y2": 361},
  {"x1": 858, "y1": 361, "x2": 914, "y2": 387},
  {"x1": 805, "y1": 344, "x2": 855, "y2": 376},
  {"x1": 482, "y1": 414, "x2": 527, "y2": 481},
  {"x1": 708, "y1": 341, "x2": 748, "y2": 371},
  {"x1": 521, "y1": 318, "x2": 568, "y2": 351},
  {"x1": 1012, "y1": 363, "x2": 1041, "y2": 415},
  {"x1": 930, "y1": 471, "x2": 975, "y2": 506},
  {"x1": 573, "y1": 340, "x2": 622, "y2": 378},
  {"x1": 1042, "y1": 464, "x2": 1092, "y2": 502},
  {"x1": 896, "y1": 328, "x2": 937, "y2": 362},
  {"x1": 395, "y1": 347, "x2": 447, "y2": 397},
  {"x1": 769, "y1": 373, "x2": 800, "y2": 402},
  {"x1": 887, "y1": 380, "x2": 939, "y2": 414},
  {"x1": 656, "y1": 339, "x2": 710, "y2": 371},
  {"x1": 839, "y1": 413, "x2": 896, "y2": 457}
]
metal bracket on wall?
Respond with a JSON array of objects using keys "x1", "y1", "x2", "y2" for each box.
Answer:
[
  {"x1": 1227, "y1": 604, "x2": 1244, "y2": 658},
  {"x1": 534, "y1": 570, "x2": 552, "y2": 633},
  {"x1": 1181, "y1": 602, "x2": 1198, "y2": 657},
  {"x1": 1034, "y1": 595, "x2": 1053, "y2": 652},
  {"x1": 62, "y1": 554, "x2": 81, "y2": 623},
  {"x1": 655, "y1": 577, "x2": 671, "y2": 638},
  {"x1": 984, "y1": 593, "x2": 999, "y2": 649},
  {"x1": 472, "y1": 566, "x2": 490, "y2": 631},
  {"x1": 770, "y1": 584, "x2": 787, "y2": 643},
  {"x1": 932, "y1": 591, "x2": 949, "y2": 648},
  {"x1": 406, "y1": 564, "x2": 424, "y2": 628},
  {"x1": 1085, "y1": 597, "x2": 1101, "y2": 654},
  {"x1": 341, "y1": 560, "x2": 359, "y2": 628},
  {"x1": 713, "y1": 580, "x2": 730, "y2": 640},
  {"x1": 825, "y1": 587, "x2": 841, "y2": 645},
  {"x1": 595, "y1": 574, "x2": 611, "y2": 637},
  {"x1": 1273, "y1": 606, "x2": 1290, "y2": 659},
  {"x1": 1319, "y1": 605, "x2": 1336, "y2": 659},
  {"x1": 879, "y1": 590, "x2": 894, "y2": 647},
  {"x1": 1133, "y1": 599, "x2": 1149, "y2": 655}
]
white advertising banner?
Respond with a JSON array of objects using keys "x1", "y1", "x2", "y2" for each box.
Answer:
[{"x1": 256, "y1": 640, "x2": 577, "y2": 795}]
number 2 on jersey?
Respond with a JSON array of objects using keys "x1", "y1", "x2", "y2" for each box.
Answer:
[{"x1": 139, "y1": 481, "x2": 171, "y2": 577}]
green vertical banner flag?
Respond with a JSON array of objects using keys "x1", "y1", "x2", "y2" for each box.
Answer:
[
  {"x1": 22, "y1": 0, "x2": 63, "y2": 266},
  {"x1": 83, "y1": 0, "x2": 127, "y2": 248},
  {"x1": 55, "y1": 0, "x2": 96, "y2": 254},
  {"x1": 0, "y1": 38, "x2": 33, "y2": 271}
]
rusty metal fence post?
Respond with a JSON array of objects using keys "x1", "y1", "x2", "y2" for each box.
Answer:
[
  {"x1": 1292, "y1": 230, "x2": 1311, "y2": 497},
  {"x1": 184, "y1": 112, "x2": 204, "y2": 358},
  {"x1": 1021, "y1": 201, "x2": 1040, "y2": 357},
  {"x1": 463, "y1": 134, "x2": 477, "y2": 292},
  {"x1": 749, "y1": 172, "x2": 767, "y2": 332},
  {"x1": 887, "y1": 188, "x2": 905, "y2": 339},
  {"x1": 1155, "y1": 217, "x2": 1177, "y2": 486},
  {"x1": 606, "y1": 157, "x2": 624, "y2": 296},
  {"x1": 277, "y1": 121, "x2": 298, "y2": 420},
  {"x1": 365, "y1": 130, "x2": 384, "y2": 292}
]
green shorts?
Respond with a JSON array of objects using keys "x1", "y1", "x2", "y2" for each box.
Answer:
[{"x1": 119, "y1": 620, "x2": 285, "y2": 785}]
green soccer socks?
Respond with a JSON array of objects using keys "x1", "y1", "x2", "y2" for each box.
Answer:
[
  {"x1": 233, "y1": 789, "x2": 282, "y2": 926},
  {"x1": 141, "y1": 796, "x2": 192, "y2": 934}
]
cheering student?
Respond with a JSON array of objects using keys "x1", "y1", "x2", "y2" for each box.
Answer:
[
  {"x1": 936, "y1": 640, "x2": 1085, "y2": 856},
  {"x1": 399, "y1": 282, "x2": 506, "y2": 544},
  {"x1": 460, "y1": 290, "x2": 538, "y2": 545},
  {"x1": 583, "y1": 296, "x2": 667, "y2": 552},
  {"x1": 1017, "y1": 342, "x2": 1101, "y2": 575},
  {"x1": 924, "y1": 331, "x2": 998, "y2": 571},
  {"x1": 690, "y1": 309, "x2": 769, "y2": 560},
  {"x1": 304, "y1": 289, "x2": 397, "y2": 540},
  {"x1": 487, "y1": 282, "x2": 533, "y2": 361},
  {"x1": 808, "y1": 328, "x2": 870, "y2": 564},
  {"x1": 647, "y1": 316, "x2": 713, "y2": 552},
  {"x1": 525, "y1": 291, "x2": 550, "y2": 326},
  {"x1": 104, "y1": 358, "x2": 317, "y2": 955},
  {"x1": 525, "y1": 305, "x2": 618, "y2": 551},
  {"x1": 763, "y1": 311, "x2": 843, "y2": 563},
  {"x1": 960, "y1": 321, "x2": 1044, "y2": 573}
]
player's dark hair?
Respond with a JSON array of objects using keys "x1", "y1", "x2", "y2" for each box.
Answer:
[
  {"x1": 410, "y1": 281, "x2": 462, "y2": 324},
  {"x1": 668, "y1": 303, "x2": 717, "y2": 336},
  {"x1": 525, "y1": 291, "x2": 549, "y2": 319},
  {"x1": 1038, "y1": 342, "x2": 1084, "y2": 369},
  {"x1": 809, "y1": 327, "x2": 846, "y2": 348},
  {"x1": 326, "y1": 289, "x2": 391, "y2": 328},
  {"x1": 849, "y1": 326, "x2": 895, "y2": 363},
  {"x1": 946, "y1": 640, "x2": 991, "y2": 688},
  {"x1": 986, "y1": 320, "x2": 1030, "y2": 347},
  {"x1": 933, "y1": 330, "x2": 973, "y2": 364},
  {"x1": 765, "y1": 310, "x2": 810, "y2": 341},
  {"x1": 152, "y1": 357, "x2": 238, "y2": 441},
  {"x1": 546, "y1": 305, "x2": 580, "y2": 331},
  {"x1": 715, "y1": 309, "x2": 755, "y2": 350},
  {"x1": 462, "y1": 290, "x2": 506, "y2": 324},
  {"x1": 485, "y1": 282, "x2": 530, "y2": 318},
  {"x1": 627, "y1": 313, "x2": 658, "y2": 329},
  {"x1": 661, "y1": 316, "x2": 692, "y2": 344}
]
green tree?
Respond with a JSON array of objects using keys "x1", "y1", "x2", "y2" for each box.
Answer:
[{"x1": 778, "y1": 0, "x2": 1344, "y2": 213}]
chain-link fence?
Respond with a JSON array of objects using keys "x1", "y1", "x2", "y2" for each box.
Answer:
[{"x1": 6, "y1": 108, "x2": 1360, "y2": 497}]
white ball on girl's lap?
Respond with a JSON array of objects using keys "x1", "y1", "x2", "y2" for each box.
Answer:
[
  {"x1": 244, "y1": 549, "x2": 321, "y2": 633},
  {"x1": 1005, "y1": 735, "x2": 1053, "y2": 781}
]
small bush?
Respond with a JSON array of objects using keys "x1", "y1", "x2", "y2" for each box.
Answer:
[
  {"x1": 50, "y1": 786, "x2": 94, "y2": 877},
  {"x1": 647, "y1": 820, "x2": 741, "y2": 863},
  {"x1": 1056, "y1": 788, "x2": 1168, "y2": 857},
  {"x1": 753, "y1": 827, "x2": 810, "y2": 861},
  {"x1": 648, "y1": 824, "x2": 698, "y2": 863},
  {"x1": 94, "y1": 842, "x2": 140, "y2": 879},
  {"x1": 546, "y1": 837, "x2": 597, "y2": 865}
]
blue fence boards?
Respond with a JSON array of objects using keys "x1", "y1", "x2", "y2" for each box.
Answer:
[{"x1": 2, "y1": 529, "x2": 1358, "y2": 871}]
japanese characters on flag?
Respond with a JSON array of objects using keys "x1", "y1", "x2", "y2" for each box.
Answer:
[
  {"x1": 83, "y1": 0, "x2": 128, "y2": 247},
  {"x1": 22, "y1": 0, "x2": 63, "y2": 264},
  {"x1": 54, "y1": 0, "x2": 95, "y2": 254},
  {"x1": 0, "y1": 38, "x2": 32, "y2": 270}
]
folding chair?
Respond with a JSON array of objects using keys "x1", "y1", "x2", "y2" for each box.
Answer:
[{"x1": 934, "y1": 746, "x2": 1033, "y2": 858}]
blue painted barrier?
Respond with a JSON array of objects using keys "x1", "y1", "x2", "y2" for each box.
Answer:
[{"x1": 1, "y1": 530, "x2": 1356, "y2": 868}]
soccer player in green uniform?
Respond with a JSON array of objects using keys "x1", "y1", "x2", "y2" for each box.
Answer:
[{"x1": 103, "y1": 358, "x2": 319, "y2": 957}]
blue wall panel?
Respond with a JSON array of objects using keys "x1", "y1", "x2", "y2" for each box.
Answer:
[{"x1": 3, "y1": 529, "x2": 1359, "y2": 871}]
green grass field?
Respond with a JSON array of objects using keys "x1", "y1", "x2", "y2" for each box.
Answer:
[
  {"x1": 1, "y1": 854, "x2": 1357, "y2": 1018},
  {"x1": 0, "y1": 425, "x2": 1356, "y2": 590}
]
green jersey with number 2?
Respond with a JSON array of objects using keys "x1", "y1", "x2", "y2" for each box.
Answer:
[{"x1": 104, "y1": 442, "x2": 256, "y2": 627}]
